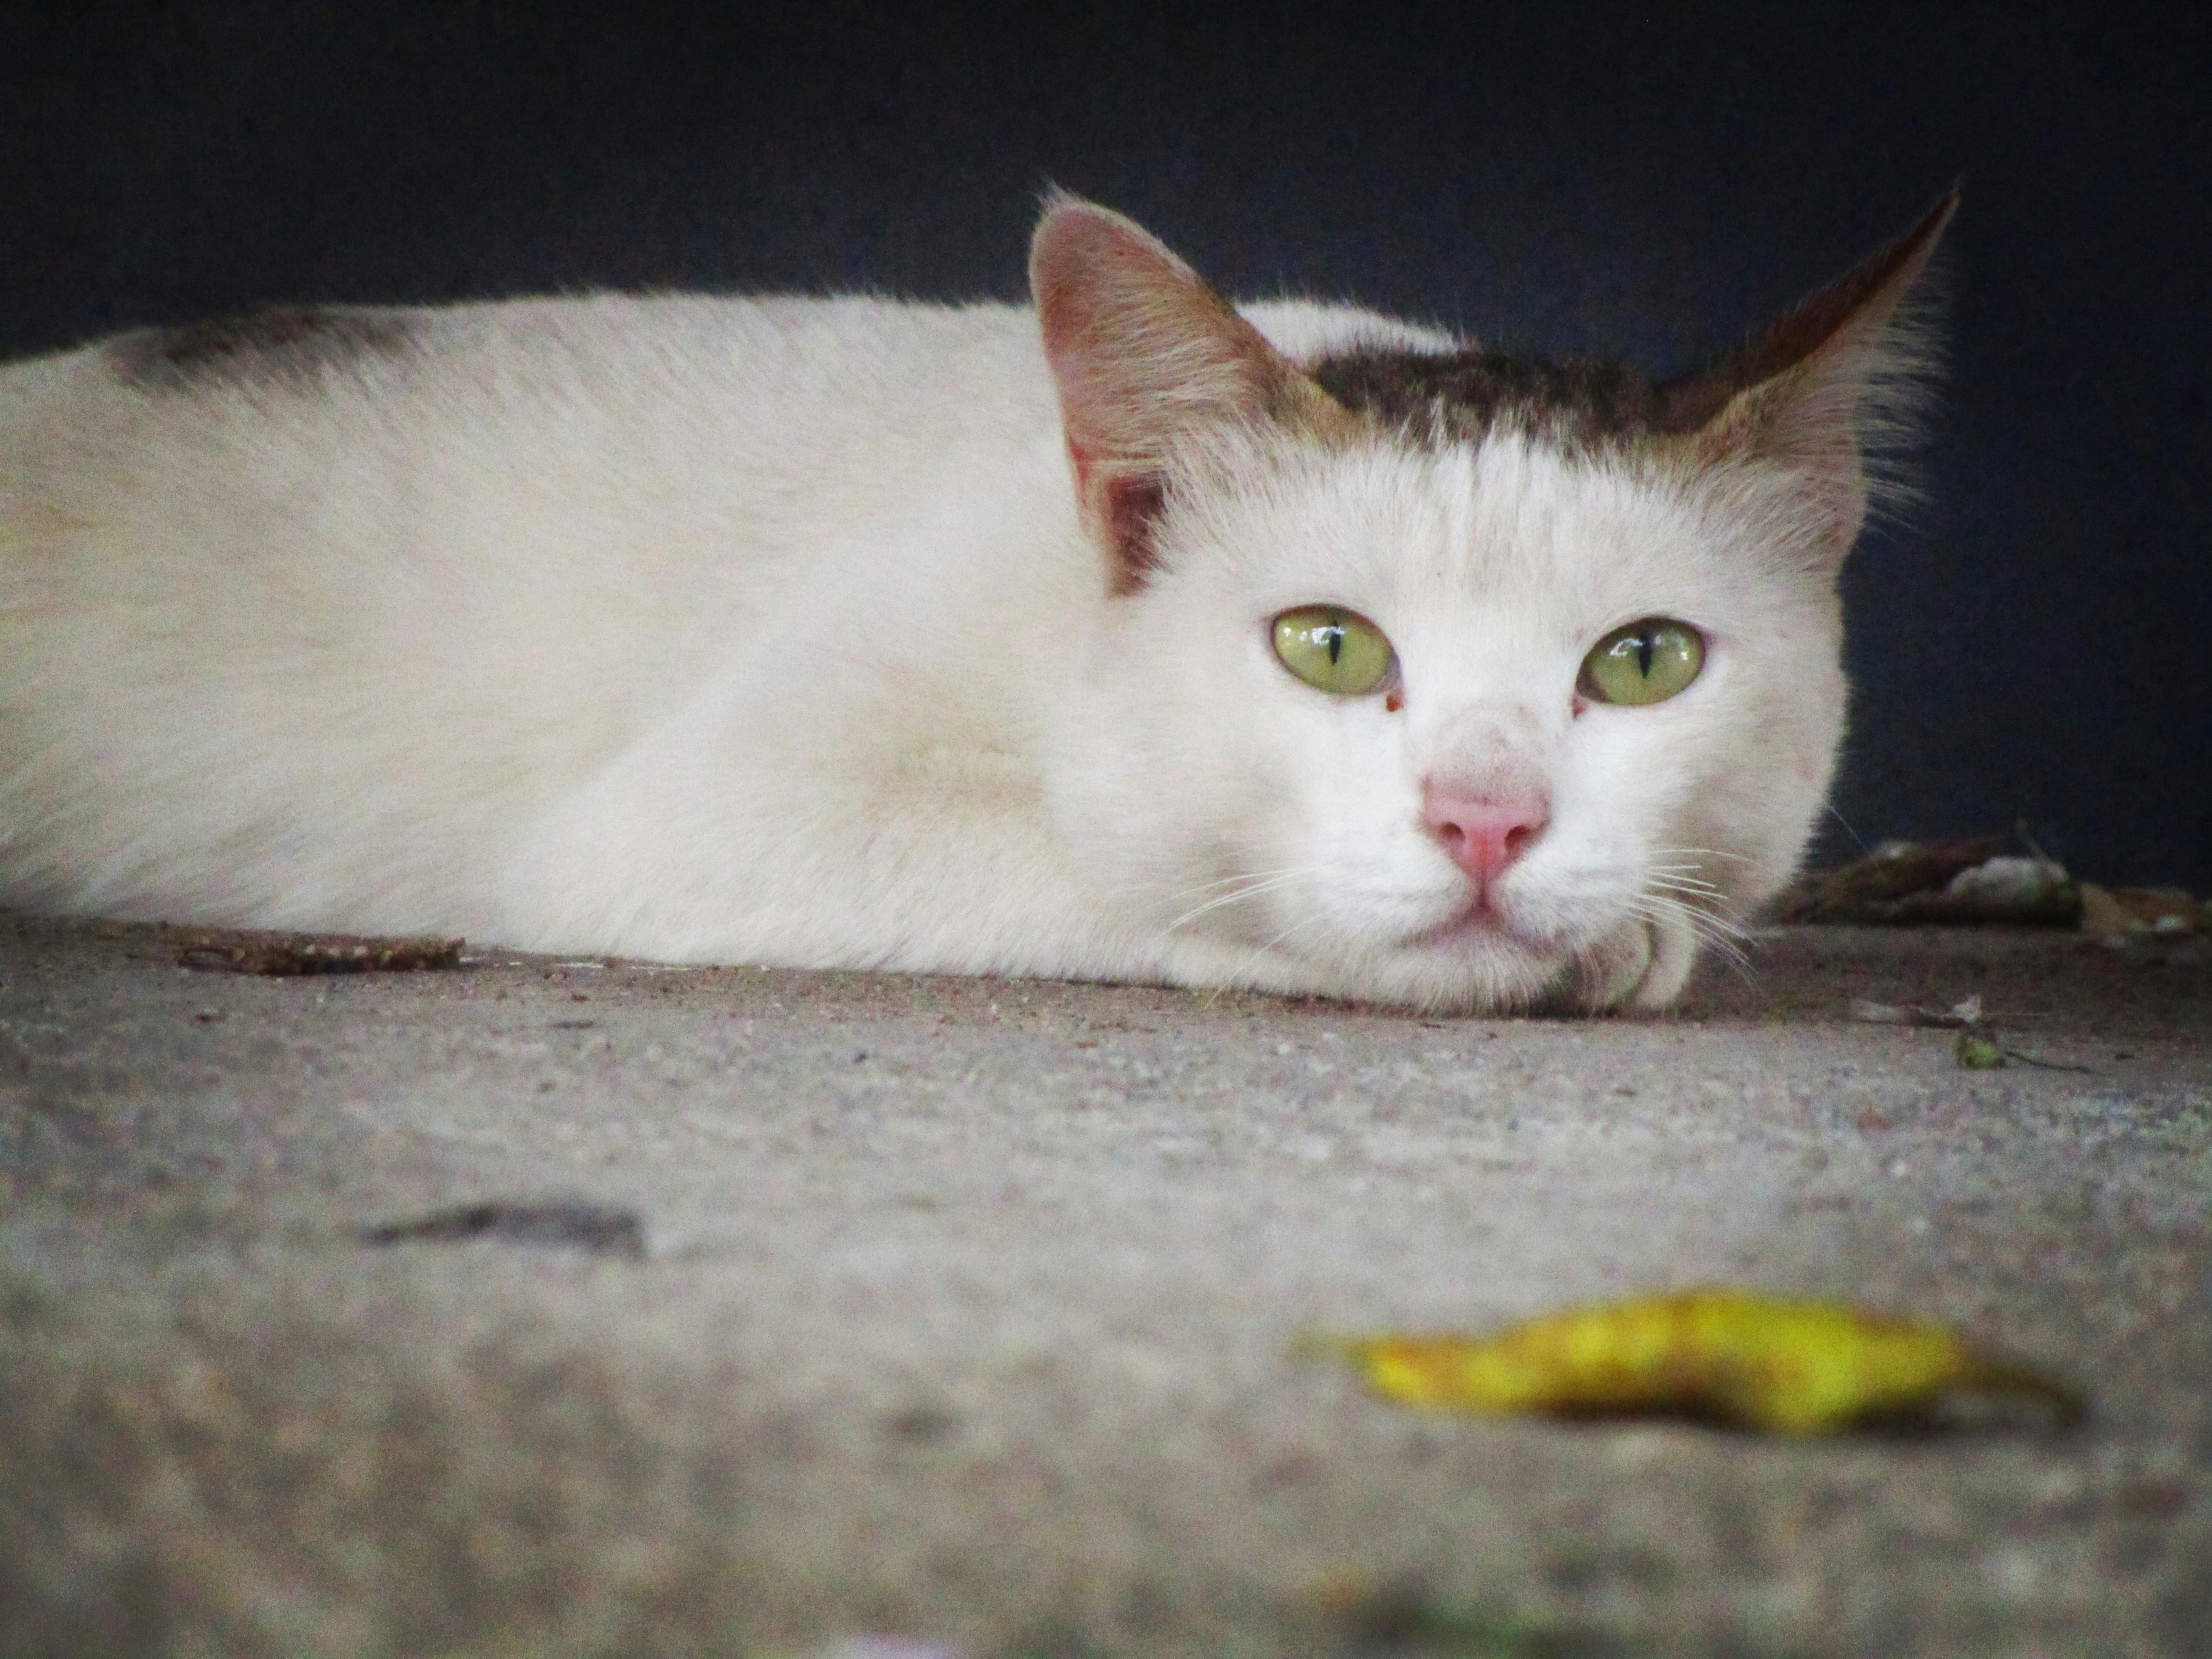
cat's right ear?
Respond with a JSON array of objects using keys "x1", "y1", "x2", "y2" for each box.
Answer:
[{"x1": 1031, "y1": 194, "x2": 1339, "y2": 595}]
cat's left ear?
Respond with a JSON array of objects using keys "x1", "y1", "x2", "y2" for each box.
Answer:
[
  {"x1": 1656, "y1": 188, "x2": 1959, "y2": 563},
  {"x1": 1031, "y1": 194, "x2": 1343, "y2": 595}
]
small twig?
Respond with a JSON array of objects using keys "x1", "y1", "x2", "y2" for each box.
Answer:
[
  {"x1": 1998, "y1": 1047, "x2": 2100, "y2": 1075},
  {"x1": 360, "y1": 1199, "x2": 646, "y2": 1258},
  {"x1": 174, "y1": 927, "x2": 464, "y2": 975}
]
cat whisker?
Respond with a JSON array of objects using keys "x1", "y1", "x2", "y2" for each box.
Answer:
[
  {"x1": 1640, "y1": 870, "x2": 1749, "y2": 918},
  {"x1": 1651, "y1": 846, "x2": 1760, "y2": 866},
  {"x1": 1629, "y1": 889, "x2": 1758, "y2": 985},
  {"x1": 1652, "y1": 896, "x2": 1738, "y2": 927},
  {"x1": 1165, "y1": 861, "x2": 1317, "y2": 898},
  {"x1": 1164, "y1": 869, "x2": 1323, "y2": 934},
  {"x1": 1823, "y1": 805, "x2": 1874, "y2": 857},
  {"x1": 1646, "y1": 871, "x2": 1725, "y2": 898},
  {"x1": 1202, "y1": 907, "x2": 1339, "y2": 1007},
  {"x1": 1661, "y1": 896, "x2": 1755, "y2": 947},
  {"x1": 1164, "y1": 870, "x2": 1304, "y2": 910},
  {"x1": 1690, "y1": 926, "x2": 1756, "y2": 980},
  {"x1": 1645, "y1": 873, "x2": 1726, "y2": 898}
]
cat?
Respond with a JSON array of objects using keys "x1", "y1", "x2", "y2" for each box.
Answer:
[{"x1": 0, "y1": 188, "x2": 1951, "y2": 1012}]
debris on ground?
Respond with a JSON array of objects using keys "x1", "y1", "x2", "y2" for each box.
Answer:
[
  {"x1": 1778, "y1": 833, "x2": 2079, "y2": 926},
  {"x1": 1849, "y1": 988, "x2": 2093, "y2": 1071},
  {"x1": 1782, "y1": 826, "x2": 2209, "y2": 942},
  {"x1": 1324, "y1": 1289, "x2": 2083, "y2": 1434},
  {"x1": 360, "y1": 1198, "x2": 647, "y2": 1258},
  {"x1": 1955, "y1": 1030, "x2": 2007, "y2": 1070},
  {"x1": 2078, "y1": 883, "x2": 2207, "y2": 940},
  {"x1": 172, "y1": 926, "x2": 465, "y2": 975},
  {"x1": 1851, "y1": 994, "x2": 1982, "y2": 1028},
  {"x1": 1305, "y1": 1571, "x2": 1599, "y2": 1656}
]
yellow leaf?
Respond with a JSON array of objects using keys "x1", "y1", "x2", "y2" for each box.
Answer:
[{"x1": 1332, "y1": 1290, "x2": 2083, "y2": 1434}]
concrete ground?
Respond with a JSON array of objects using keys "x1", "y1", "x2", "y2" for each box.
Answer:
[{"x1": 1, "y1": 911, "x2": 2207, "y2": 1658}]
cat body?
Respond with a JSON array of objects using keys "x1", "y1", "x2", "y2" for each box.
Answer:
[{"x1": 0, "y1": 195, "x2": 1951, "y2": 1011}]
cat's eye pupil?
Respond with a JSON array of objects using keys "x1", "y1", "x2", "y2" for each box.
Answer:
[
  {"x1": 1326, "y1": 629, "x2": 1343, "y2": 665},
  {"x1": 1635, "y1": 634, "x2": 1654, "y2": 677}
]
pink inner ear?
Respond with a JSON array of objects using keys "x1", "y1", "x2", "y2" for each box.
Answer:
[
  {"x1": 1101, "y1": 471, "x2": 1167, "y2": 595},
  {"x1": 1063, "y1": 437, "x2": 1097, "y2": 492}
]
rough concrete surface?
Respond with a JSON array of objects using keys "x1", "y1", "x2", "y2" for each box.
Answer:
[{"x1": 1, "y1": 912, "x2": 2208, "y2": 1657}]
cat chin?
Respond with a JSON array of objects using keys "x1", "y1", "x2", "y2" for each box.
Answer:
[
  {"x1": 1157, "y1": 921, "x2": 1567, "y2": 1015},
  {"x1": 1328, "y1": 909, "x2": 1696, "y2": 1015},
  {"x1": 1140, "y1": 891, "x2": 1703, "y2": 1015}
]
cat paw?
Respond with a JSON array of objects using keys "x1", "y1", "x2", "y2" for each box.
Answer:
[{"x1": 1573, "y1": 911, "x2": 1698, "y2": 1012}]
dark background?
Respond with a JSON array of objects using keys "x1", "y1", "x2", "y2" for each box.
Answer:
[{"x1": 5, "y1": 3, "x2": 2206, "y2": 888}]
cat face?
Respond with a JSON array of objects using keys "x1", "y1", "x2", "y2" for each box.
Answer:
[
  {"x1": 1048, "y1": 429, "x2": 1843, "y2": 1009},
  {"x1": 1030, "y1": 191, "x2": 1951, "y2": 1010}
]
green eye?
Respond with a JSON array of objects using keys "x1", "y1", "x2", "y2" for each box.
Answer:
[
  {"x1": 1272, "y1": 606, "x2": 1395, "y2": 697},
  {"x1": 1580, "y1": 618, "x2": 1705, "y2": 707}
]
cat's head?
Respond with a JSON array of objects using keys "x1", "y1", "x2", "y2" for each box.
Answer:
[{"x1": 1031, "y1": 189, "x2": 1953, "y2": 1012}]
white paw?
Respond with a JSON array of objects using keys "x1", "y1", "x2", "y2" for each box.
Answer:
[{"x1": 1574, "y1": 909, "x2": 1699, "y2": 1012}]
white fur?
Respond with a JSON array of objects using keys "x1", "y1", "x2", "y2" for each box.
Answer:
[{"x1": 0, "y1": 274, "x2": 1850, "y2": 1011}]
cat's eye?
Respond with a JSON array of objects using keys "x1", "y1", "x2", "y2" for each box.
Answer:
[
  {"x1": 1580, "y1": 618, "x2": 1705, "y2": 707},
  {"x1": 1271, "y1": 606, "x2": 1395, "y2": 697}
]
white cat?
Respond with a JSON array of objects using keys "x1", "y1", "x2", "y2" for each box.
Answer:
[{"x1": 0, "y1": 191, "x2": 1951, "y2": 1012}]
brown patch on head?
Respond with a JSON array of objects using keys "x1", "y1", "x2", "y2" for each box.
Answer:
[
  {"x1": 111, "y1": 307, "x2": 419, "y2": 391},
  {"x1": 1308, "y1": 348, "x2": 1665, "y2": 455},
  {"x1": 1311, "y1": 186, "x2": 1956, "y2": 584}
]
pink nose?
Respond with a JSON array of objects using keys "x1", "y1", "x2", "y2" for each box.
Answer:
[{"x1": 1422, "y1": 787, "x2": 1549, "y2": 884}]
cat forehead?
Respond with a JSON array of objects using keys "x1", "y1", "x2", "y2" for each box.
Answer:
[
  {"x1": 1207, "y1": 429, "x2": 1717, "y2": 586},
  {"x1": 1174, "y1": 425, "x2": 1815, "y2": 639}
]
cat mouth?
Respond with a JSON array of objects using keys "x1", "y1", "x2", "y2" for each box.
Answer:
[{"x1": 1405, "y1": 895, "x2": 1549, "y2": 955}]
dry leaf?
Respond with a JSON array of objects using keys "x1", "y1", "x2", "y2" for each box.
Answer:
[{"x1": 1331, "y1": 1290, "x2": 2081, "y2": 1434}]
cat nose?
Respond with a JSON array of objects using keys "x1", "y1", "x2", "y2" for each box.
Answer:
[{"x1": 1422, "y1": 786, "x2": 1550, "y2": 884}]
